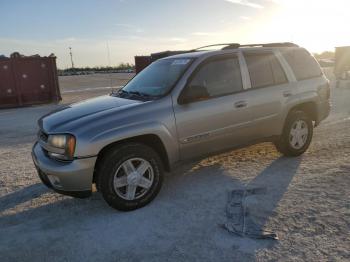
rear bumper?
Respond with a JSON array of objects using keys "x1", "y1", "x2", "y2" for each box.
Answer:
[
  {"x1": 316, "y1": 101, "x2": 331, "y2": 124},
  {"x1": 32, "y1": 142, "x2": 97, "y2": 197}
]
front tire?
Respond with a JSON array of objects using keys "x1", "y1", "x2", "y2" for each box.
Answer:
[
  {"x1": 97, "y1": 143, "x2": 164, "y2": 211},
  {"x1": 274, "y1": 110, "x2": 313, "y2": 157}
]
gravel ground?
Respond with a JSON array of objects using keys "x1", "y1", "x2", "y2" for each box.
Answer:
[{"x1": 0, "y1": 74, "x2": 349, "y2": 262}]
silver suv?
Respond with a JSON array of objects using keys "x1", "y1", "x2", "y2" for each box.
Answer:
[{"x1": 32, "y1": 43, "x2": 330, "y2": 211}]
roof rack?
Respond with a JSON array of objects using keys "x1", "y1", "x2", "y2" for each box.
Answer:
[
  {"x1": 193, "y1": 42, "x2": 299, "y2": 51},
  {"x1": 141, "y1": 42, "x2": 299, "y2": 64},
  {"x1": 238, "y1": 42, "x2": 299, "y2": 48},
  {"x1": 192, "y1": 43, "x2": 240, "y2": 51}
]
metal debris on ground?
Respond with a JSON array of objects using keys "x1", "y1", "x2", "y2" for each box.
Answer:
[{"x1": 222, "y1": 187, "x2": 278, "y2": 240}]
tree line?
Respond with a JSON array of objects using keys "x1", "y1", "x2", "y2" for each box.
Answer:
[{"x1": 58, "y1": 63, "x2": 135, "y2": 75}]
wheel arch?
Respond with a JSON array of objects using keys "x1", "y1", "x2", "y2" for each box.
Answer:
[
  {"x1": 286, "y1": 101, "x2": 318, "y2": 124},
  {"x1": 93, "y1": 134, "x2": 171, "y2": 184},
  {"x1": 277, "y1": 101, "x2": 318, "y2": 137}
]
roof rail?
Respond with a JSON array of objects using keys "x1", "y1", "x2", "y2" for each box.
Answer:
[
  {"x1": 239, "y1": 42, "x2": 299, "y2": 48},
  {"x1": 222, "y1": 42, "x2": 299, "y2": 50},
  {"x1": 145, "y1": 42, "x2": 300, "y2": 62},
  {"x1": 192, "y1": 43, "x2": 240, "y2": 51},
  {"x1": 192, "y1": 42, "x2": 299, "y2": 51}
]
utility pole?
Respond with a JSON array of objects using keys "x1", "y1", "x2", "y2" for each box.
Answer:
[{"x1": 69, "y1": 47, "x2": 74, "y2": 69}]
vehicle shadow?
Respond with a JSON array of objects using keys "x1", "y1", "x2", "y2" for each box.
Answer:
[
  {"x1": 174, "y1": 154, "x2": 302, "y2": 256},
  {"x1": 0, "y1": 150, "x2": 302, "y2": 261},
  {"x1": 243, "y1": 156, "x2": 302, "y2": 232},
  {"x1": 0, "y1": 183, "x2": 49, "y2": 214}
]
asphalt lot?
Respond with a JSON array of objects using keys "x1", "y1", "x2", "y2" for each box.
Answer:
[{"x1": 0, "y1": 73, "x2": 349, "y2": 261}]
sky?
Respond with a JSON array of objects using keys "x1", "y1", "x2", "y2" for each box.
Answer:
[{"x1": 1, "y1": 0, "x2": 349, "y2": 68}]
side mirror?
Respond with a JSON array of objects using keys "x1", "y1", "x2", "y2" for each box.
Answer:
[{"x1": 178, "y1": 85, "x2": 209, "y2": 104}]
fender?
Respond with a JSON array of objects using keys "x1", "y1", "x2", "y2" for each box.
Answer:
[
  {"x1": 75, "y1": 121, "x2": 179, "y2": 167},
  {"x1": 280, "y1": 96, "x2": 319, "y2": 132}
]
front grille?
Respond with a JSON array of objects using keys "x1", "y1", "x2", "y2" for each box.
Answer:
[{"x1": 38, "y1": 130, "x2": 48, "y2": 143}]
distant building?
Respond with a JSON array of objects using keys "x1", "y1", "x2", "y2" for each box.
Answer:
[{"x1": 334, "y1": 46, "x2": 350, "y2": 80}]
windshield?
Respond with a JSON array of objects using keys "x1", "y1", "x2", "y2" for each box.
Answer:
[{"x1": 121, "y1": 58, "x2": 192, "y2": 97}]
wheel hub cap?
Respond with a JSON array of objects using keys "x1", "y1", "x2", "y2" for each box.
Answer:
[
  {"x1": 127, "y1": 172, "x2": 140, "y2": 186},
  {"x1": 289, "y1": 120, "x2": 309, "y2": 150},
  {"x1": 113, "y1": 158, "x2": 154, "y2": 201}
]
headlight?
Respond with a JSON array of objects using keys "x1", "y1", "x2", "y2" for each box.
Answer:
[
  {"x1": 49, "y1": 135, "x2": 67, "y2": 148},
  {"x1": 47, "y1": 134, "x2": 76, "y2": 161}
]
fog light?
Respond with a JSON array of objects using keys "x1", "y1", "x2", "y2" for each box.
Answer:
[{"x1": 47, "y1": 175, "x2": 61, "y2": 188}]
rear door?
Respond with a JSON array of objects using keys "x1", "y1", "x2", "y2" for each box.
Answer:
[
  {"x1": 173, "y1": 54, "x2": 254, "y2": 160},
  {"x1": 242, "y1": 51, "x2": 294, "y2": 138}
]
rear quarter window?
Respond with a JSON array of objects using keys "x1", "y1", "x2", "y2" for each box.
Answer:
[{"x1": 281, "y1": 49, "x2": 322, "y2": 81}]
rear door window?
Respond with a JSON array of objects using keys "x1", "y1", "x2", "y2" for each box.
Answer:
[
  {"x1": 270, "y1": 55, "x2": 288, "y2": 85},
  {"x1": 281, "y1": 49, "x2": 322, "y2": 80},
  {"x1": 244, "y1": 52, "x2": 288, "y2": 88}
]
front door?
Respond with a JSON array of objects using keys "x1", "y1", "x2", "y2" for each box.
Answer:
[{"x1": 172, "y1": 55, "x2": 254, "y2": 160}]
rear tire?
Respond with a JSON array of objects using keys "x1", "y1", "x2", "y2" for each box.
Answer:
[
  {"x1": 97, "y1": 143, "x2": 164, "y2": 211},
  {"x1": 274, "y1": 110, "x2": 313, "y2": 157}
]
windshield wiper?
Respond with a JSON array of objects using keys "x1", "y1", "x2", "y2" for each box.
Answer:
[
  {"x1": 129, "y1": 91, "x2": 160, "y2": 100},
  {"x1": 112, "y1": 89, "x2": 127, "y2": 95},
  {"x1": 113, "y1": 89, "x2": 159, "y2": 100},
  {"x1": 128, "y1": 91, "x2": 145, "y2": 96},
  {"x1": 113, "y1": 89, "x2": 133, "y2": 98}
]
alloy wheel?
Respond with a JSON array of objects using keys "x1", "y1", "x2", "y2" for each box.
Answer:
[
  {"x1": 113, "y1": 158, "x2": 154, "y2": 200},
  {"x1": 289, "y1": 119, "x2": 309, "y2": 150}
]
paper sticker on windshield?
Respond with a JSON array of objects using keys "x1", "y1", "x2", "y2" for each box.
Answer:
[{"x1": 172, "y1": 59, "x2": 190, "y2": 65}]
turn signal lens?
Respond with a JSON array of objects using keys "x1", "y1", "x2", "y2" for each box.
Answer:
[{"x1": 66, "y1": 135, "x2": 76, "y2": 159}]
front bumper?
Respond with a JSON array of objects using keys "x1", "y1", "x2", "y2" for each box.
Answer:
[{"x1": 32, "y1": 142, "x2": 97, "y2": 198}]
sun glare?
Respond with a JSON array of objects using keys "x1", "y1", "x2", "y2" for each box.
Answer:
[
  {"x1": 263, "y1": 0, "x2": 350, "y2": 52},
  {"x1": 178, "y1": 0, "x2": 350, "y2": 54}
]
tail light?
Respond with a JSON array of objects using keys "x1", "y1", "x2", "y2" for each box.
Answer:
[
  {"x1": 318, "y1": 81, "x2": 330, "y2": 101},
  {"x1": 326, "y1": 81, "x2": 330, "y2": 100}
]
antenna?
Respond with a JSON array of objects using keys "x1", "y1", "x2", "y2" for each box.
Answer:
[
  {"x1": 106, "y1": 41, "x2": 113, "y2": 91},
  {"x1": 69, "y1": 47, "x2": 74, "y2": 69}
]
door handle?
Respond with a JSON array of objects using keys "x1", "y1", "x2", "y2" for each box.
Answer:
[
  {"x1": 283, "y1": 91, "x2": 292, "y2": 97},
  {"x1": 234, "y1": 101, "x2": 247, "y2": 108}
]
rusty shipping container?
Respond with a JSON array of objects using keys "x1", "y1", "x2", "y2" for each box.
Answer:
[
  {"x1": 0, "y1": 54, "x2": 61, "y2": 108},
  {"x1": 134, "y1": 56, "x2": 151, "y2": 74}
]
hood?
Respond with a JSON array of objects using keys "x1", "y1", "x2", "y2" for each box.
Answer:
[{"x1": 39, "y1": 95, "x2": 142, "y2": 133}]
